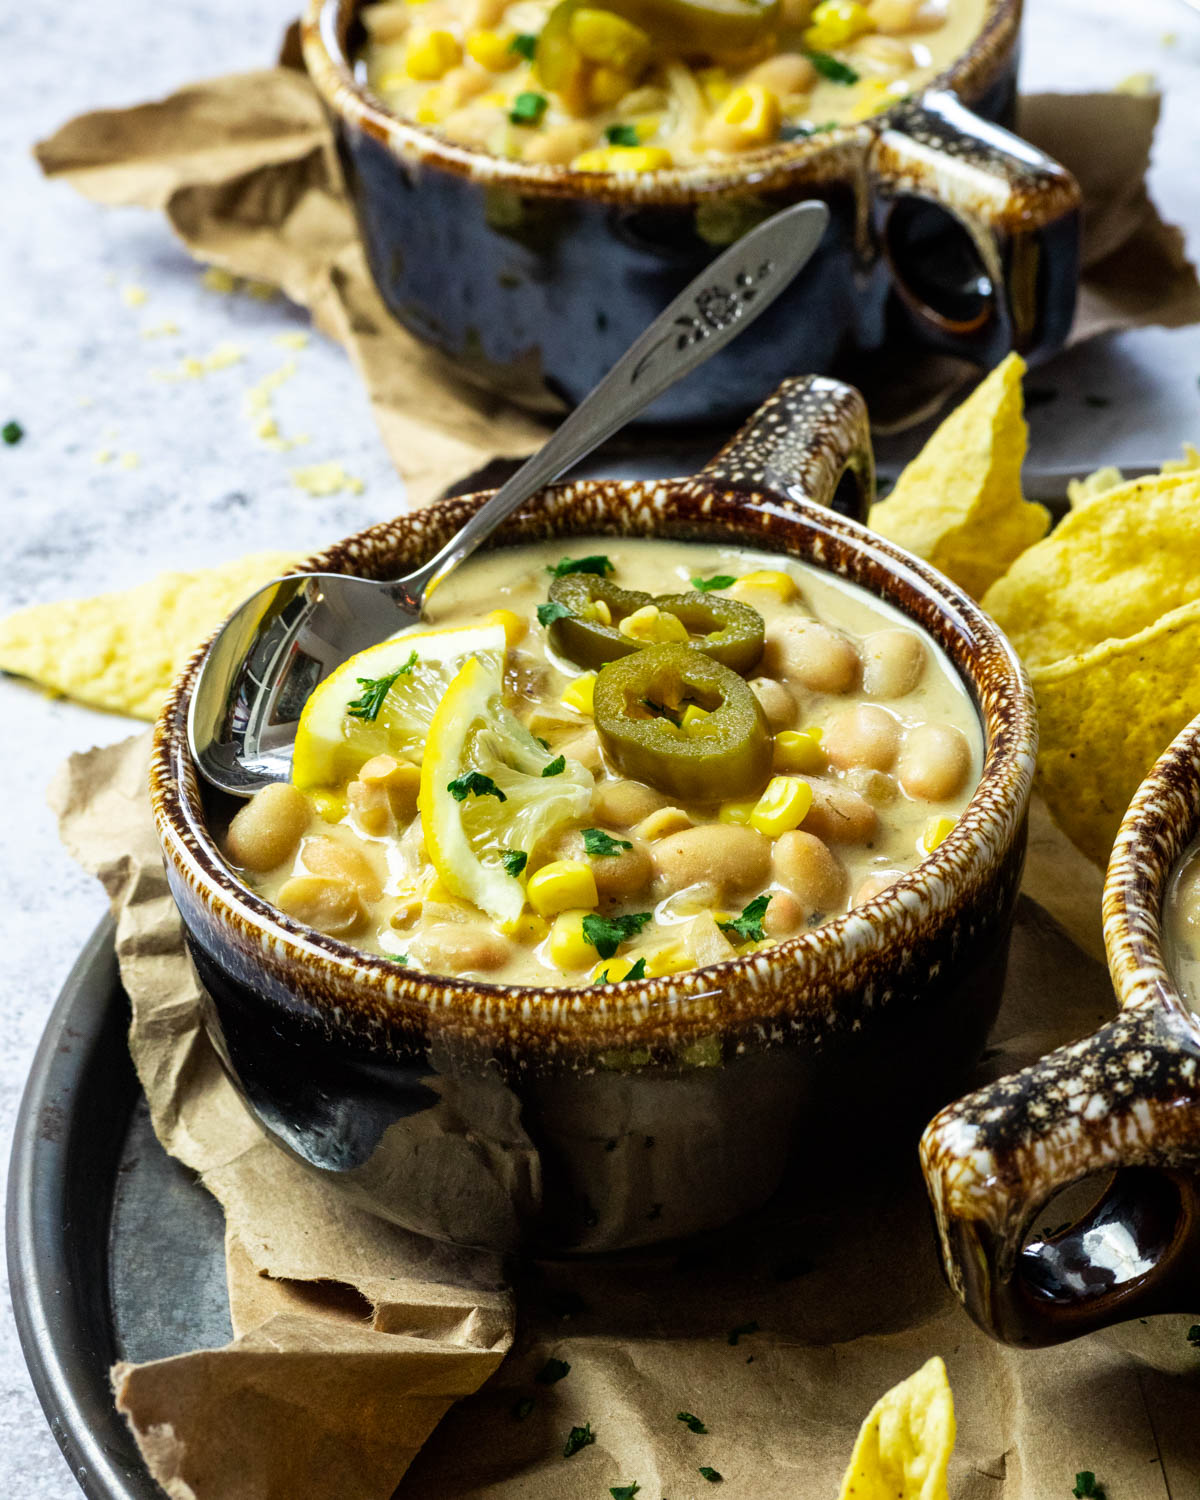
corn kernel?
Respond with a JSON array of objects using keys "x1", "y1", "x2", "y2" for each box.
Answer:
[
  {"x1": 803, "y1": 0, "x2": 874, "y2": 49},
  {"x1": 405, "y1": 28, "x2": 462, "y2": 80},
  {"x1": 500, "y1": 911, "x2": 550, "y2": 942},
  {"x1": 310, "y1": 789, "x2": 347, "y2": 824},
  {"x1": 729, "y1": 569, "x2": 799, "y2": 602},
  {"x1": 681, "y1": 704, "x2": 711, "y2": 730},
  {"x1": 376, "y1": 69, "x2": 410, "y2": 92},
  {"x1": 918, "y1": 815, "x2": 958, "y2": 855},
  {"x1": 466, "y1": 28, "x2": 519, "y2": 70},
  {"x1": 479, "y1": 90, "x2": 508, "y2": 106},
  {"x1": 590, "y1": 66, "x2": 634, "y2": 105},
  {"x1": 643, "y1": 942, "x2": 692, "y2": 978},
  {"x1": 634, "y1": 806, "x2": 693, "y2": 841},
  {"x1": 750, "y1": 776, "x2": 814, "y2": 836},
  {"x1": 573, "y1": 146, "x2": 673, "y2": 172},
  {"x1": 714, "y1": 84, "x2": 781, "y2": 147},
  {"x1": 415, "y1": 86, "x2": 447, "y2": 121},
  {"x1": 591, "y1": 954, "x2": 641, "y2": 983},
  {"x1": 773, "y1": 728, "x2": 825, "y2": 775},
  {"x1": 527, "y1": 859, "x2": 599, "y2": 917},
  {"x1": 486, "y1": 607, "x2": 527, "y2": 646},
  {"x1": 697, "y1": 65, "x2": 731, "y2": 105},
  {"x1": 561, "y1": 672, "x2": 597, "y2": 715},
  {"x1": 850, "y1": 77, "x2": 894, "y2": 121},
  {"x1": 591, "y1": 598, "x2": 613, "y2": 625},
  {"x1": 619, "y1": 604, "x2": 690, "y2": 644},
  {"x1": 632, "y1": 114, "x2": 661, "y2": 140},
  {"x1": 549, "y1": 908, "x2": 598, "y2": 968},
  {"x1": 569, "y1": 7, "x2": 652, "y2": 72},
  {"x1": 718, "y1": 798, "x2": 758, "y2": 825}
]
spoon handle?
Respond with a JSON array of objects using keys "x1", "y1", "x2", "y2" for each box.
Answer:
[{"x1": 400, "y1": 199, "x2": 830, "y2": 604}]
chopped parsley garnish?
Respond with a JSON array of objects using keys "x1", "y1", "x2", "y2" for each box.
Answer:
[
  {"x1": 604, "y1": 123, "x2": 640, "y2": 147},
  {"x1": 542, "y1": 755, "x2": 567, "y2": 777},
  {"x1": 512, "y1": 1395, "x2": 535, "y2": 1420},
  {"x1": 804, "y1": 49, "x2": 859, "y2": 84},
  {"x1": 510, "y1": 91, "x2": 549, "y2": 125},
  {"x1": 727, "y1": 1319, "x2": 759, "y2": 1345},
  {"x1": 596, "y1": 956, "x2": 647, "y2": 983},
  {"x1": 536, "y1": 1357, "x2": 570, "y2": 1385},
  {"x1": 718, "y1": 894, "x2": 772, "y2": 943},
  {"x1": 583, "y1": 910, "x2": 652, "y2": 959},
  {"x1": 563, "y1": 1423, "x2": 596, "y2": 1458},
  {"x1": 346, "y1": 651, "x2": 417, "y2": 721},
  {"x1": 699, "y1": 1467, "x2": 723, "y2": 1483},
  {"x1": 582, "y1": 827, "x2": 633, "y2": 857},
  {"x1": 1073, "y1": 1474, "x2": 1106, "y2": 1499},
  {"x1": 537, "y1": 599, "x2": 574, "y2": 627},
  {"x1": 691, "y1": 574, "x2": 736, "y2": 592},
  {"x1": 2, "y1": 420, "x2": 24, "y2": 445},
  {"x1": 509, "y1": 31, "x2": 538, "y2": 59},
  {"x1": 501, "y1": 849, "x2": 528, "y2": 878},
  {"x1": 611, "y1": 1486, "x2": 640, "y2": 1499},
  {"x1": 677, "y1": 1412, "x2": 708, "y2": 1434},
  {"x1": 548, "y1": 554, "x2": 614, "y2": 578},
  {"x1": 447, "y1": 771, "x2": 507, "y2": 803},
  {"x1": 1187, "y1": 1324, "x2": 1200, "y2": 1347}
]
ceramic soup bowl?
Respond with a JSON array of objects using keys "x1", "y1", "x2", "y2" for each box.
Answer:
[
  {"x1": 922, "y1": 716, "x2": 1200, "y2": 1347},
  {"x1": 151, "y1": 375, "x2": 1037, "y2": 1254},
  {"x1": 301, "y1": 0, "x2": 1080, "y2": 426}
]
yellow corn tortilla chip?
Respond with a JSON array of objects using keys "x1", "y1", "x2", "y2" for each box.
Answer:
[
  {"x1": 837, "y1": 1355, "x2": 955, "y2": 1500},
  {"x1": 0, "y1": 551, "x2": 299, "y2": 719},
  {"x1": 1033, "y1": 600, "x2": 1200, "y2": 865},
  {"x1": 1066, "y1": 465, "x2": 1124, "y2": 508},
  {"x1": 981, "y1": 471, "x2": 1200, "y2": 670},
  {"x1": 868, "y1": 353, "x2": 1049, "y2": 599}
]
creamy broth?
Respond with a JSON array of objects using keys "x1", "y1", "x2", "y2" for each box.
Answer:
[
  {"x1": 1164, "y1": 840, "x2": 1200, "y2": 1012},
  {"x1": 356, "y1": 0, "x2": 987, "y2": 169},
  {"x1": 224, "y1": 537, "x2": 983, "y2": 986}
]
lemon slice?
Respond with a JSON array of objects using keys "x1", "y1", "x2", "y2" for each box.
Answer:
[
  {"x1": 292, "y1": 623, "x2": 506, "y2": 791},
  {"x1": 420, "y1": 654, "x2": 593, "y2": 923}
]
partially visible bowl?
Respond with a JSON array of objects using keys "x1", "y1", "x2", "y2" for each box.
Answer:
[
  {"x1": 301, "y1": 0, "x2": 1080, "y2": 424},
  {"x1": 151, "y1": 374, "x2": 1037, "y2": 1254}
]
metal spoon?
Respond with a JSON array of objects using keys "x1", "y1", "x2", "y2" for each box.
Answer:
[{"x1": 189, "y1": 199, "x2": 831, "y2": 796}]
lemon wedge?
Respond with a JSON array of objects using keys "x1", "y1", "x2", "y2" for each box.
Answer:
[
  {"x1": 292, "y1": 623, "x2": 506, "y2": 791},
  {"x1": 420, "y1": 654, "x2": 593, "y2": 923}
]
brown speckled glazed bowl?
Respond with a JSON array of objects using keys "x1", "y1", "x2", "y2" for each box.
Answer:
[
  {"x1": 152, "y1": 376, "x2": 1037, "y2": 1254},
  {"x1": 922, "y1": 717, "x2": 1200, "y2": 1347},
  {"x1": 301, "y1": 0, "x2": 1080, "y2": 425}
]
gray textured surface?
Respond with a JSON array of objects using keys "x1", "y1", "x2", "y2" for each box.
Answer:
[{"x1": 2, "y1": 0, "x2": 1199, "y2": 1494}]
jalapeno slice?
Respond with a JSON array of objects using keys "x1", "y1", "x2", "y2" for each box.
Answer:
[
  {"x1": 547, "y1": 575, "x2": 765, "y2": 675},
  {"x1": 593, "y1": 644, "x2": 772, "y2": 800}
]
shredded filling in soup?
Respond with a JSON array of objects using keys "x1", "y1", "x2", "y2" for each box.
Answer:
[
  {"x1": 355, "y1": 0, "x2": 987, "y2": 168},
  {"x1": 222, "y1": 538, "x2": 983, "y2": 986}
]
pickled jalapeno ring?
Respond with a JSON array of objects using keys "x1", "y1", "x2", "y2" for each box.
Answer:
[
  {"x1": 547, "y1": 575, "x2": 765, "y2": 674},
  {"x1": 593, "y1": 643, "x2": 772, "y2": 800}
]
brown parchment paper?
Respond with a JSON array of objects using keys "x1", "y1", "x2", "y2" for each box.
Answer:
[
  {"x1": 51, "y1": 731, "x2": 1200, "y2": 1500},
  {"x1": 34, "y1": 60, "x2": 1200, "y2": 502}
]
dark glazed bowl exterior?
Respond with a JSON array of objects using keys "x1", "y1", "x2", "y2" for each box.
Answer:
[
  {"x1": 922, "y1": 718, "x2": 1200, "y2": 1347},
  {"x1": 151, "y1": 376, "x2": 1037, "y2": 1254},
  {"x1": 301, "y1": 0, "x2": 1081, "y2": 425}
]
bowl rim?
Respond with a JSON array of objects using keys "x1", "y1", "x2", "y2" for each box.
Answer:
[
  {"x1": 151, "y1": 472, "x2": 1036, "y2": 1050},
  {"x1": 1103, "y1": 713, "x2": 1200, "y2": 1034},
  {"x1": 299, "y1": 0, "x2": 1020, "y2": 203}
]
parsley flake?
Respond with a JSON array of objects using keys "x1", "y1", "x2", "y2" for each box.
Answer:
[
  {"x1": 604, "y1": 123, "x2": 640, "y2": 147},
  {"x1": 509, "y1": 31, "x2": 538, "y2": 59},
  {"x1": 691, "y1": 574, "x2": 736, "y2": 592},
  {"x1": 677, "y1": 1412, "x2": 708, "y2": 1434},
  {"x1": 1073, "y1": 1474, "x2": 1106, "y2": 1499},
  {"x1": 596, "y1": 956, "x2": 647, "y2": 983},
  {"x1": 548, "y1": 554, "x2": 613, "y2": 578},
  {"x1": 501, "y1": 849, "x2": 528, "y2": 878},
  {"x1": 536, "y1": 1357, "x2": 570, "y2": 1385},
  {"x1": 346, "y1": 651, "x2": 417, "y2": 721},
  {"x1": 610, "y1": 1486, "x2": 640, "y2": 1500},
  {"x1": 512, "y1": 1395, "x2": 535, "y2": 1420},
  {"x1": 727, "y1": 1320, "x2": 759, "y2": 1345},
  {"x1": 510, "y1": 91, "x2": 548, "y2": 125},
  {"x1": 448, "y1": 771, "x2": 507, "y2": 803},
  {"x1": 2, "y1": 420, "x2": 24, "y2": 446},
  {"x1": 699, "y1": 1467, "x2": 723, "y2": 1483},
  {"x1": 718, "y1": 894, "x2": 772, "y2": 943},
  {"x1": 582, "y1": 911, "x2": 652, "y2": 959},
  {"x1": 537, "y1": 599, "x2": 574, "y2": 627},
  {"x1": 582, "y1": 827, "x2": 633, "y2": 857},
  {"x1": 542, "y1": 755, "x2": 567, "y2": 777},
  {"x1": 804, "y1": 49, "x2": 859, "y2": 83},
  {"x1": 563, "y1": 1423, "x2": 596, "y2": 1458}
]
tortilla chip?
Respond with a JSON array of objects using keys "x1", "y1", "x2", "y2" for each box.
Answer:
[
  {"x1": 1066, "y1": 465, "x2": 1124, "y2": 508},
  {"x1": 1162, "y1": 440, "x2": 1200, "y2": 474},
  {"x1": 837, "y1": 1356, "x2": 955, "y2": 1500},
  {"x1": 981, "y1": 471, "x2": 1200, "y2": 669},
  {"x1": 0, "y1": 551, "x2": 299, "y2": 719},
  {"x1": 868, "y1": 353, "x2": 1049, "y2": 599},
  {"x1": 1032, "y1": 600, "x2": 1200, "y2": 865}
]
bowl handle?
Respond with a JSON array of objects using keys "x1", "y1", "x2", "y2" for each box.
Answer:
[
  {"x1": 702, "y1": 374, "x2": 875, "y2": 523},
  {"x1": 921, "y1": 1001, "x2": 1200, "y2": 1347},
  {"x1": 869, "y1": 89, "x2": 1082, "y2": 367}
]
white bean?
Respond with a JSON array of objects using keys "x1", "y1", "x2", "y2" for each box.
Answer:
[
  {"x1": 898, "y1": 723, "x2": 971, "y2": 801},
  {"x1": 277, "y1": 875, "x2": 367, "y2": 937},
  {"x1": 750, "y1": 676, "x2": 799, "y2": 731},
  {"x1": 763, "y1": 619, "x2": 860, "y2": 694},
  {"x1": 225, "y1": 782, "x2": 312, "y2": 873},
  {"x1": 772, "y1": 831, "x2": 847, "y2": 913},
  {"x1": 823, "y1": 703, "x2": 900, "y2": 771},
  {"x1": 592, "y1": 779, "x2": 670, "y2": 828},
  {"x1": 800, "y1": 780, "x2": 878, "y2": 844},
  {"x1": 300, "y1": 836, "x2": 383, "y2": 901},
  {"x1": 862, "y1": 628, "x2": 927, "y2": 698},
  {"x1": 410, "y1": 923, "x2": 512, "y2": 974},
  {"x1": 651, "y1": 824, "x2": 771, "y2": 897}
]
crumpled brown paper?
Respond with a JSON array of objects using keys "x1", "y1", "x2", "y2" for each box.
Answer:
[
  {"x1": 34, "y1": 54, "x2": 1200, "y2": 499},
  {"x1": 51, "y1": 731, "x2": 1200, "y2": 1500}
]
